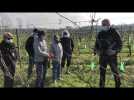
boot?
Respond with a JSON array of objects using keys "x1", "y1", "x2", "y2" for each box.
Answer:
[{"x1": 65, "y1": 66, "x2": 71, "y2": 74}]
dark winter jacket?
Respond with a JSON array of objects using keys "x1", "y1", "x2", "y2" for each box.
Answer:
[
  {"x1": 94, "y1": 27, "x2": 122, "y2": 56},
  {"x1": 25, "y1": 35, "x2": 34, "y2": 57},
  {"x1": 60, "y1": 37, "x2": 74, "y2": 55}
]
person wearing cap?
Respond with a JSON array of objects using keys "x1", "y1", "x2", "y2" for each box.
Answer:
[
  {"x1": 25, "y1": 28, "x2": 39, "y2": 79},
  {"x1": 50, "y1": 34, "x2": 63, "y2": 84},
  {"x1": 33, "y1": 30, "x2": 50, "y2": 88},
  {"x1": 94, "y1": 19, "x2": 122, "y2": 88},
  {"x1": 0, "y1": 32, "x2": 18, "y2": 88},
  {"x1": 60, "y1": 30, "x2": 74, "y2": 74}
]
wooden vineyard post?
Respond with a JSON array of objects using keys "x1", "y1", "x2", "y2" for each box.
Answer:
[{"x1": 16, "y1": 29, "x2": 22, "y2": 68}]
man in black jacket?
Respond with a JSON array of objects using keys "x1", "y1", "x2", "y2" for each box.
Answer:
[
  {"x1": 25, "y1": 28, "x2": 39, "y2": 79},
  {"x1": 60, "y1": 30, "x2": 74, "y2": 74},
  {"x1": 94, "y1": 19, "x2": 122, "y2": 88},
  {"x1": 0, "y1": 32, "x2": 18, "y2": 88}
]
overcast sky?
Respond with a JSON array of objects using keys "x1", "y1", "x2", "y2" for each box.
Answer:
[{"x1": 1, "y1": 13, "x2": 134, "y2": 29}]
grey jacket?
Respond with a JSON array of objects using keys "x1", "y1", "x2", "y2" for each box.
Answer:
[
  {"x1": 50, "y1": 36, "x2": 63, "y2": 64},
  {"x1": 33, "y1": 34, "x2": 48, "y2": 62}
]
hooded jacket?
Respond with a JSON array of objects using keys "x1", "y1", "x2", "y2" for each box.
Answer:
[
  {"x1": 33, "y1": 34, "x2": 48, "y2": 62},
  {"x1": 50, "y1": 35, "x2": 63, "y2": 64},
  {"x1": 60, "y1": 30, "x2": 74, "y2": 55}
]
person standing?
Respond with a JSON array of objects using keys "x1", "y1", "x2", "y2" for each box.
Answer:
[
  {"x1": 60, "y1": 30, "x2": 74, "y2": 74},
  {"x1": 94, "y1": 19, "x2": 122, "y2": 88},
  {"x1": 33, "y1": 30, "x2": 50, "y2": 88},
  {"x1": 25, "y1": 28, "x2": 39, "y2": 79},
  {"x1": 0, "y1": 32, "x2": 18, "y2": 88},
  {"x1": 50, "y1": 34, "x2": 63, "y2": 84}
]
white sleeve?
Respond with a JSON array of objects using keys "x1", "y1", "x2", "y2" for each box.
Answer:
[
  {"x1": 34, "y1": 37, "x2": 48, "y2": 57},
  {"x1": 37, "y1": 45, "x2": 48, "y2": 57}
]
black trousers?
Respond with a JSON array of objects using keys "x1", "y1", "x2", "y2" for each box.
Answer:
[
  {"x1": 99, "y1": 55, "x2": 121, "y2": 88},
  {"x1": 61, "y1": 53, "x2": 72, "y2": 72},
  {"x1": 27, "y1": 56, "x2": 34, "y2": 78}
]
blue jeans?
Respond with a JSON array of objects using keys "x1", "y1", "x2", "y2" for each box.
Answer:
[
  {"x1": 52, "y1": 62, "x2": 61, "y2": 81},
  {"x1": 35, "y1": 61, "x2": 47, "y2": 88}
]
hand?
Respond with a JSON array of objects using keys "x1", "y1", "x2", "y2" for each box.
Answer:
[
  {"x1": 47, "y1": 53, "x2": 51, "y2": 59},
  {"x1": 72, "y1": 49, "x2": 73, "y2": 52},
  {"x1": 48, "y1": 53, "x2": 54, "y2": 59},
  {"x1": 92, "y1": 53, "x2": 96, "y2": 56},
  {"x1": 93, "y1": 49, "x2": 97, "y2": 56},
  {"x1": 93, "y1": 52, "x2": 96, "y2": 56}
]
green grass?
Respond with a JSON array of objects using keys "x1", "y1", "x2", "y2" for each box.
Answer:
[{"x1": 6, "y1": 63, "x2": 133, "y2": 88}]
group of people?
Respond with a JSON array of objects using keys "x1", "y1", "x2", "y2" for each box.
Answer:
[
  {"x1": 25, "y1": 29, "x2": 74, "y2": 87},
  {"x1": 0, "y1": 18, "x2": 122, "y2": 88}
]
